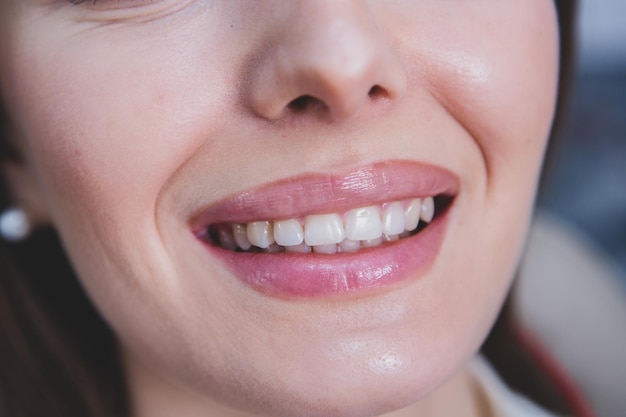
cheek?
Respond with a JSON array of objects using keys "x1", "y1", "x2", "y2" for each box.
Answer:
[
  {"x1": 4, "y1": 17, "x2": 235, "y2": 248},
  {"x1": 1, "y1": 18, "x2": 240, "y2": 340},
  {"x1": 11, "y1": 48, "x2": 185, "y2": 215},
  {"x1": 381, "y1": 0, "x2": 561, "y2": 374},
  {"x1": 388, "y1": 1, "x2": 559, "y2": 175},
  {"x1": 404, "y1": 1, "x2": 559, "y2": 286},
  {"x1": 431, "y1": 2, "x2": 560, "y2": 177}
]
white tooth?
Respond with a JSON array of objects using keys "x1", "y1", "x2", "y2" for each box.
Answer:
[
  {"x1": 420, "y1": 197, "x2": 435, "y2": 223},
  {"x1": 233, "y1": 224, "x2": 252, "y2": 250},
  {"x1": 345, "y1": 206, "x2": 383, "y2": 241},
  {"x1": 285, "y1": 242, "x2": 311, "y2": 253},
  {"x1": 313, "y1": 244, "x2": 337, "y2": 254},
  {"x1": 246, "y1": 221, "x2": 274, "y2": 249},
  {"x1": 339, "y1": 238, "x2": 361, "y2": 253},
  {"x1": 404, "y1": 199, "x2": 422, "y2": 231},
  {"x1": 274, "y1": 219, "x2": 304, "y2": 246},
  {"x1": 218, "y1": 228, "x2": 238, "y2": 250},
  {"x1": 304, "y1": 214, "x2": 345, "y2": 246},
  {"x1": 362, "y1": 237, "x2": 383, "y2": 248},
  {"x1": 384, "y1": 234, "x2": 399, "y2": 242},
  {"x1": 382, "y1": 202, "x2": 406, "y2": 236}
]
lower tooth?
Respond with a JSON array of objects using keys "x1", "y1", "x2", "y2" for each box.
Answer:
[
  {"x1": 339, "y1": 239, "x2": 361, "y2": 253},
  {"x1": 313, "y1": 244, "x2": 338, "y2": 254},
  {"x1": 362, "y1": 237, "x2": 383, "y2": 248},
  {"x1": 285, "y1": 242, "x2": 311, "y2": 253},
  {"x1": 265, "y1": 243, "x2": 283, "y2": 253},
  {"x1": 384, "y1": 234, "x2": 399, "y2": 242}
]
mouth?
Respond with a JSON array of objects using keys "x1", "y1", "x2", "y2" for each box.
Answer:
[
  {"x1": 191, "y1": 161, "x2": 458, "y2": 298},
  {"x1": 205, "y1": 195, "x2": 449, "y2": 254}
]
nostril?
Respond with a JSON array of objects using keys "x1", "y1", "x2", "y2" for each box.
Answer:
[
  {"x1": 287, "y1": 95, "x2": 328, "y2": 113},
  {"x1": 288, "y1": 95, "x2": 313, "y2": 112},
  {"x1": 368, "y1": 85, "x2": 388, "y2": 100}
]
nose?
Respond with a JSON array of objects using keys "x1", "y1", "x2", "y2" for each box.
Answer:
[{"x1": 246, "y1": 1, "x2": 407, "y2": 122}]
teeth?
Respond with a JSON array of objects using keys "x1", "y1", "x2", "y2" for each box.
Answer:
[
  {"x1": 339, "y1": 238, "x2": 361, "y2": 253},
  {"x1": 218, "y1": 228, "x2": 238, "y2": 250},
  {"x1": 304, "y1": 214, "x2": 345, "y2": 246},
  {"x1": 214, "y1": 196, "x2": 441, "y2": 253},
  {"x1": 313, "y1": 244, "x2": 338, "y2": 254},
  {"x1": 265, "y1": 243, "x2": 283, "y2": 253},
  {"x1": 274, "y1": 219, "x2": 304, "y2": 246},
  {"x1": 420, "y1": 197, "x2": 435, "y2": 223},
  {"x1": 345, "y1": 206, "x2": 383, "y2": 241},
  {"x1": 404, "y1": 198, "x2": 421, "y2": 231},
  {"x1": 384, "y1": 234, "x2": 399, "y2": 242},
  {"x1": 285, "y1": 242, "x2": 311, "y2": 253},
  {"x1": 362, "y1": 237, "x2": 383, "y2": 248},
  {"x1": 247, "y1": 221, "x2": 274, "y2": 249},
  {"x1": 382, "y1": 202, "x2": 406, "y2": 236},
  {"x1": 233, "y1": 224, "x2": 252, "y2": 250}
]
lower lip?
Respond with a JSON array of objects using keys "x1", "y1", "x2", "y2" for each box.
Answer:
[{"x1": 201, "y1": 212, "x2": 449, "y2": 299}]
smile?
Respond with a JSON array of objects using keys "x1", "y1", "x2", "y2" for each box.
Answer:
[
  {"x1": 192, "y1": 161, "x2": 459, "y2": 298},
  {"x1": 206, "y1": 196, "x2": 439, "y2": 254}
]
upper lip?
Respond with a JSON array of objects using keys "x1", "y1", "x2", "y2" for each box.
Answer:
[{"x1": 190, "y1": 160, "x2": 459, "y2": 233}]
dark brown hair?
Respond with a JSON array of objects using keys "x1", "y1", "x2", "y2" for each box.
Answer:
[{"x1": 0, "y1": 2, "x2": 577, "y2": 416}]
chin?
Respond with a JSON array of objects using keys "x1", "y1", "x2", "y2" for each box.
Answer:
[{"x1": 205, "y1": 362, "x2": 452, "y2": 417}]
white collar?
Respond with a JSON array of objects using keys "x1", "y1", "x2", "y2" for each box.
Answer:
[{"x1": 467, "y1": 356, "x2": 559, "y2": 417}]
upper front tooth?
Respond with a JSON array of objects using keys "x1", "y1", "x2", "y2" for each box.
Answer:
[
  {"x1": 382, "y1": 202, "x2": 406, "y2": 236},
  {"x1": 304, "y1": 214, "x2": 345, "y2": 246},
  {"x1": 420, "y1": 197, "x2": 435, "y2": 223},
  {"x1": 345, "y1": 206, "x2": 383, "y2": 241},
  {"x1": 247, "y1": 221, "x2": 275, "y2": 249},
  {"x1": 404, "y1": 199, "x2": 422, "y2": 231},
  {"x1": 274, "y1": 219, "x2": 304, "y2": 246}
]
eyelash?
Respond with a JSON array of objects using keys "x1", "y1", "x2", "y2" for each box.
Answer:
[{"x1": 67, "y1": 0, "x2": 154, "y2": 6}]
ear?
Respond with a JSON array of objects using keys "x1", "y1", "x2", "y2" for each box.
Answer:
[{"x1": 2, "y1": 159, "x2": 51, "y2": 229}]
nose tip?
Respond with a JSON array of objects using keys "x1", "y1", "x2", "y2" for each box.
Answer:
[{"x1": 246, "y1": 4, "x2": 407, "y2": 122}]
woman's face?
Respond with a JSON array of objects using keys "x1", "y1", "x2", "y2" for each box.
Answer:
[{"x1": 1, "y1": 1, "x2": 559, "y2": 416}]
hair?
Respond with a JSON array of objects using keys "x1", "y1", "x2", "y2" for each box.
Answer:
[{"x1": 0, "y1": 2, "x2": 577, "y2": 416}]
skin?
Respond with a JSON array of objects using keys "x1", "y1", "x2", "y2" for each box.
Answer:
[{"x1": 0, "y1": 1, "x2": 559, "y2": 416}]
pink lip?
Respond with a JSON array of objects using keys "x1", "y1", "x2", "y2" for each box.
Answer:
[{"x1": 192, "y1": 161, "x2": 459, "y2": 298}]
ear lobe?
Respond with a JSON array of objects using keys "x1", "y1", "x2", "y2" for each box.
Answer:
[{"x1": 2, "y1": 159, "x2": 51, "y2": 229}]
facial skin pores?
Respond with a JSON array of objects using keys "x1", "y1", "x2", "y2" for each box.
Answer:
[{"x1": 0, "y1": 1, "x2": 559, "y2": 416}]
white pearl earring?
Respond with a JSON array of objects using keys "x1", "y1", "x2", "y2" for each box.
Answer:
[{"x1": 0, "y1": 208, "x2": 31, "y2": 242}]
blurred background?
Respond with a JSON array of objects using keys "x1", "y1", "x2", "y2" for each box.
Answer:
[
  {"x1": 538, "y1": 0, "x2": 626, "y2": 284},
  {"x1": 515, "y1": 2, "x2": 626, "y2": 417}
]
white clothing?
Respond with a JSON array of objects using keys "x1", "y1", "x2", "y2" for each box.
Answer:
[{"x1": 469, "y1": 357, "x2": 560, "y2": 417}]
